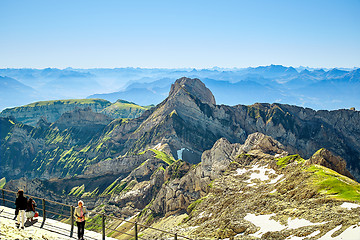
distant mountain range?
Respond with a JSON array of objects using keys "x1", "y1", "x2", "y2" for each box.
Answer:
[{"x1": 1, "y1": 65, "x2": 359, "y2": 111}]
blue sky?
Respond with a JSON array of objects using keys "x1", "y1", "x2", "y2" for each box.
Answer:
[{"x1": 0, "y1": 0, "x2": 359, "y2": 68}]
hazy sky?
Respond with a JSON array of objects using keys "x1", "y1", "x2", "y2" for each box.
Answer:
[{"x1": 1, "y1": 0, "x2": 359, "y2": 68}]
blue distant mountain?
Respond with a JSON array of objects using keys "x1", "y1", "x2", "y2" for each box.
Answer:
[
  {"x1": 1, "y1": 65, "x2": 359, "y2": 111},
  {"x1": 0, "y1": 76, "x2": 38, "y2": 110}
]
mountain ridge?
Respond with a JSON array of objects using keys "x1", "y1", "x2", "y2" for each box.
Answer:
[
  {"x1": 1, "y1": 77, "x2": 360, "y2": 182},
  {"x1": 0, "y1": 98, "x2": 151, "y2": 126}
]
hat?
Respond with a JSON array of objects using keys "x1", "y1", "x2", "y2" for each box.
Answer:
[{"x1": 78, "y1": 200, "x2": 84, "y2": 205}]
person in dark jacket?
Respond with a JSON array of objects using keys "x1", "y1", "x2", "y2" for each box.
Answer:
[
  {"x1": 13, "y1": 191, "x2": 19, "y2": 220},
  {"x1": 15, "y1": 189, "x2": 27, "y2": 229}
]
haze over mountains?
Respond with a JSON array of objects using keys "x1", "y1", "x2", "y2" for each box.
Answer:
[{"x1": 1, "y1": 65, "x2": 359, "y2": 111}]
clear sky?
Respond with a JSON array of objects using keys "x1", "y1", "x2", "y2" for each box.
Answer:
[{"x1": 0, "y1": 0, "x2": 359, "y2": 69}]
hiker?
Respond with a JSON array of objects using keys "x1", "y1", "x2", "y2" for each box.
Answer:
[
  {"x1": 15, "y1": 189, "x2": 27, "y2": 229},
  {"x1": 74, "y1": 200, "x2": 87, "y2": 240},
  {"x1": 13, "y1": 191, "x2": 19, "y2": 220},
  {"x1": 26, "y1": 197, "x2": 37, "y2": 222}
]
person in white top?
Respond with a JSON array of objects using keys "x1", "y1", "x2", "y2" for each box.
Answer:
[{"x1": 74, "y1": 200, "x2": 87, "y2": 240}]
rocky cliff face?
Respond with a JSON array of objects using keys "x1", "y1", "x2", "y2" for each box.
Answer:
[
  {"x1": 53, "y1": 107, "x2": 113, "y2": 130},
  {"x1": 0, "y1": 98, "x2": 149, "y2": 127},
  {"x1": 118, "y1": 77, "x2": 360, "y2": 180},
  {"x1": 0, "y1": 108, "x2": 114, "y2": 180},
  {"x1": 0, "y1": 99, "x2": 111, "y2": 126},
  {"x1": 2, "y1": 77, "x2": 360, "y2": 182}
]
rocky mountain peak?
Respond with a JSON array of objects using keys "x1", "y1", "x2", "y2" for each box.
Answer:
[
  {"x1": 307, "y1": 148, "x2": 354, "y2": 179},
  {"x1": 238, "y1": 132, "x2": 287, "y2": 155},
  {"x1": 169, "y1": 77, "x2": 216, "y2": 105}
]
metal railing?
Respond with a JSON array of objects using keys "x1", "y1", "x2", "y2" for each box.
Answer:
[{"x1": 1, "y1": 188, "x2": 192, "y2": 240}]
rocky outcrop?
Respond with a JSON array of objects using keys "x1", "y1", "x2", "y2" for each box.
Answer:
[
  {"x1": 237, "y1": 132, "x2": 287, "y2": 156},
  {"x1": 307, "y1": 148, "x2": 354, "y2": 179},
  {"x1": 169, "y1": 77, "x2": 216, "y2": 105}
]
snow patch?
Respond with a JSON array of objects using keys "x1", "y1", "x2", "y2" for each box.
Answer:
[
  {"x1": 236, "y1": 165, "x2": 282, "y2": 186},
  {"x1": 248, "y1": 165, "x2": 275, "y2": 181},
  {"x1": 245, "y1": 213, "x2": 285, "y2": 238},
  {"x1": 320, "y1": 224, "x2": 360, "y2": 240},
  {"x1": 307, "y1": 230, "x2": 321, "y2": 238},
  {"x1": 287, "y1": 218, "x2": 319, "y2": 229},
  {"x1": 186, "y1": 226, "x2": 199, "y2": 231},
  {"x1": 198, "y1": 211, "x2": 205, "y2": 218},
  {"x1": 245, "y1": 213, "x2": 328, "y2": 238},
  {"x1": 177, "y1": 148, "x2": 186, "y2": 160},
  {"x1": 235, "y1": 168, "x2": 248, "y2": 175},
  {"x1": 154, "y1": 143, "x2": 162, "y2": 150},
  {"x1": 340, "y1": 202, "x2": 360, "y2": 210}
]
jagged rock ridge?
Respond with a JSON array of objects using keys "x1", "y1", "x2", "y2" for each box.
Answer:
[{"x1": 1, "y1": 77, "x2": 360, "y2": 182}]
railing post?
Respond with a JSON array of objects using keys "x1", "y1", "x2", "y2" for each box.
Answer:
[
  {"x1": 2, "y1": 189, "x2": 4, "y2": 206},
  {"x1": 135, "y1": 221, "x2": 138, "y2": 240},
  {"x1": 40, "y1": 199, "x2": 46, "y2": 228},
  {"x1": 174, "y1": 233, "x2": 178, "y2": 240},
  {"x1": 102, "y1": 214, "x2": 106, "y2": 240},
  {"x1": 70, "y1": 206, "x2": 74, "y2": 237}
]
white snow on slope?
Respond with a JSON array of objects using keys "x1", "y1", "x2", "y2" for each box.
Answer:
[
  {"x1": 177, "y1": 148, "x2": 186, "y2": 160},
  {"x1": 340, "y1": 202, "x2": 360, "y2": 210},
  {"x1": 235, "y1": 165, "x2": 284, "y2": 185},
  {"x1": 318, "y1": 224, "x2": 360, "y2": 240},
  {"x1": 245, "y1": 213, "x2": 328, "y2": 239},
  {"x1": 244, "y1": 213, "x2": 284, "y2": 238}
]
